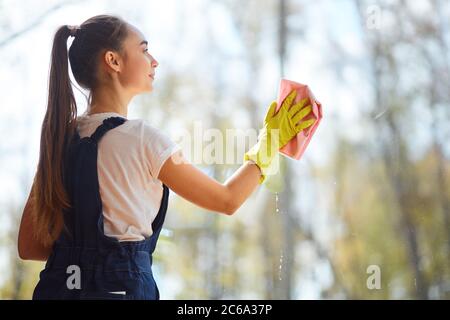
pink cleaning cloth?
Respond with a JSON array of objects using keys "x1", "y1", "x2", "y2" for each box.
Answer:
[{"x1": 275, "y1": 79, "x2": 323, "y2": 160}]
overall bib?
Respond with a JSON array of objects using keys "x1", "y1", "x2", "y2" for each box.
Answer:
[{"x1": 32, "y1": 116, "x2": 169, "y2": 300}]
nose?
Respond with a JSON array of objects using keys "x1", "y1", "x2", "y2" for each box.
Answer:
[{"x1": 151, "y1": 56, "x2": 158, "y2": 68}]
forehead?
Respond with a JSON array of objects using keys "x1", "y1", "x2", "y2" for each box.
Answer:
[{"x1": 126, "y1": 24, "x2": 146, "y2": 46}]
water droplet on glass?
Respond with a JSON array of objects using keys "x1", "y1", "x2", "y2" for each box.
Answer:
[
  {"x1": 374, "y1": 109, "x2": 387, "y2": 120},
  {"x1": 275, "y1": 192, "x2": 280, "y2": 213},
  {"x1": 278, "y1": 251, "x2": 283, "y2": 281}
]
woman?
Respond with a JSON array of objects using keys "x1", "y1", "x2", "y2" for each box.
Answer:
[{"x1": 17, "y1": 14, "x2": 314, "y2": 299}]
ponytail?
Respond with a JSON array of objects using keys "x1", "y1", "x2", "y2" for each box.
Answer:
[{"x1": 32, "y1": 25, "x2": 77, "y2": 246}]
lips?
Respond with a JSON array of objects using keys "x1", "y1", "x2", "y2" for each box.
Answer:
[{"x1": 149, "y1": 74, "x2": 155, "y2": 79}]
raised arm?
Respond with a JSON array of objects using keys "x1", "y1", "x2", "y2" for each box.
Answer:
[
  {"x1": 158, "y1": 90, "x2": 314, "y2": 216},
  {"x1": 158, "y1": 150, "x2": 261, "y2": 215}
]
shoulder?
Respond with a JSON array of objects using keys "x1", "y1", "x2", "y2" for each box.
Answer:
[
  {"x1": 126, "y1": 118, "x2": 174, "y2": 143},
  {"x1": 111, "y1": 118, "x2": 156, "y2": 139}
]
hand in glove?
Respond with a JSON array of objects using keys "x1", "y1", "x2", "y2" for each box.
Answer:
[{"x1": 244, "y1": 89, "x2": 315, "y2": 184}]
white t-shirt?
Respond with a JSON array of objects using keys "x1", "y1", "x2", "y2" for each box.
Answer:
[{"x1": 76, "y1": 111, "x2": 181, "y2": 242}]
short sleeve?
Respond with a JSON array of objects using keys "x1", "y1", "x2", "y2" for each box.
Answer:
[{"x1": 142, "y1": 122, "x2": 181, "y2": 180}]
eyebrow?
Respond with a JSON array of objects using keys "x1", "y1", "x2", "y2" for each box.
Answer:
[{"x1": 139, "y1": 40, "x2": 148, "y2": 46}]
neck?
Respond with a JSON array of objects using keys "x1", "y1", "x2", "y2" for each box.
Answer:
[{"x1": 88, "y1": 85, "x2": 132, "y2": 118}]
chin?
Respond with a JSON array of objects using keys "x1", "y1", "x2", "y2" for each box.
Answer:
[{"x1": 142, "y1": 83, "x2": 153, "y2": 92}]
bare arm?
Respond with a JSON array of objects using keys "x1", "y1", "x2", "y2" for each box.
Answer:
[
  {"x1": 17, "y1": 185, "x2": 52, "y2": 261},
  {"x1": 158, "y1": 150, "x2": 261, "y2": 215}
]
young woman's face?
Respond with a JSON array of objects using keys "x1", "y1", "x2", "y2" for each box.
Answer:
[{"x1": 115, "y1": 25, "x2": 158, "y2": 94}]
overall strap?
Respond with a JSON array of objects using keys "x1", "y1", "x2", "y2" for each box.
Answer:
[
  {"x1": 146, "y1": 184, "x2": 170, "y2": 254},
  {"x1": 70, "y1": 116, "x2": 127, "y2": 249},
  {"x1": 90, "y1": 116, "x2": 127, "y2": 144}
]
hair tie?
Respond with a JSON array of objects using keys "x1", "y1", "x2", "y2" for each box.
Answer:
[{"x1": 67, "y1": 25, "x2": 81, "y2": 37}]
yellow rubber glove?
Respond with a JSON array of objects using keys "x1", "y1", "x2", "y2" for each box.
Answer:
[{"x1": 244, "y1": 89, "x2": 315, "y2": 184}]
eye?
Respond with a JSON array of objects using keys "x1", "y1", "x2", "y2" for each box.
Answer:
[{"x1": 144, "y1": 48, "x2": 149, "y2": 53}]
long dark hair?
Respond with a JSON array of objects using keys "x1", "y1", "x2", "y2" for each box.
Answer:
[{"x1": 31, "y1": 14, "x2": 129, "y2": 246}]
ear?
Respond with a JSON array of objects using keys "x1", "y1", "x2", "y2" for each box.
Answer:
[{"x1": 103, "y1": 50, "x2": 122, "y2": 73}]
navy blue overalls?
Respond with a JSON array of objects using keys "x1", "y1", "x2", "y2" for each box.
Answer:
[{"x1": 32, "y1": 116, "x2": 169, "y2": 300}]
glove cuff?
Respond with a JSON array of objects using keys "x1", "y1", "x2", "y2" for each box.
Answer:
[{"x1": 243, "y1": 152, "x2": 266, "y2": 184}]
